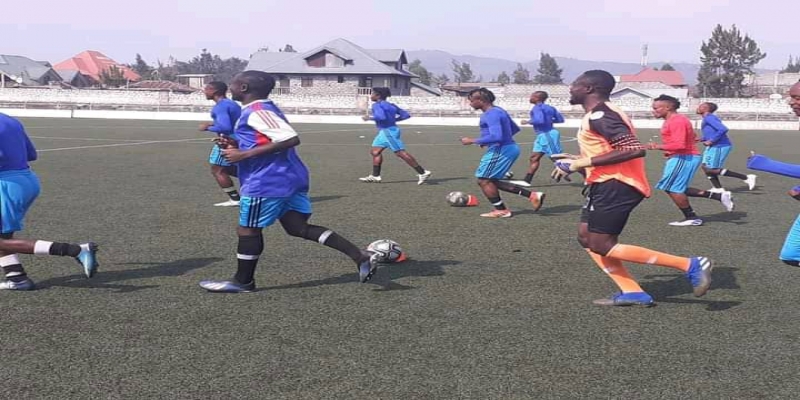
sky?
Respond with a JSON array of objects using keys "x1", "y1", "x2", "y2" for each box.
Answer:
[{"x1": 5, "y1": 0, "x2": 796, "y2": 69}]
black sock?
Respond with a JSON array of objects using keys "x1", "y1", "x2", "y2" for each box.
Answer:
[
  {"x1": 413, "y1": 165, "x2": 425, "y2": 174},
  {"x1": 234, "y1": 234, "x2": 263, "y2": 284},
  {"x1": 305, "y1": 226, "x2": 364, "y2": 264},
  {"x1": 707, "y1": 174, "x2": 722, "y2": 188},
  {"x1": 372, "y1": 165, "x2": 381, "y2": 177},
  {"x1": 680, "y1": 207, "x2": 698, "y2": 220},
  {"x1": 721, "y1": 169, "x2": 747, "y2": 180},
  {"x1": 49, "y1": 242, "x2": 82, "y2": 257},
  {"x1": 497, "y1": 183, "x2": 531, "y2": 198},
  {"x1": 488, "y1": 196, "x2": 507, "y2": 210},
  {"x1": 707, "y1": 192, "x2": 722, "y2": 201},
  {"x1": 782, "y1": 260, "x2": 800, "y2": 267},
  {"x1": 524, "y1": 173, "x2": 534, "y2": 183},
  {"x1": 223, "y1": 187, "x2": 240, "y2": 201},
  {"x1": 2, "y1": 263, "x2": 27, "y2": 283}
]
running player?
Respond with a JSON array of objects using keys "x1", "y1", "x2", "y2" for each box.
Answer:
[
  {"x1": 359, "y1": 87, "x2": 431, "y2": 184},
  {"x1": 552, "y1": 70, "x2": 712, "y2": 307},
  {"x1": 199, "y1": 81, "x2": 242, "y2": 207},
  {"x1": 648, "y1": 95, "x2": 734, "y2": 226},
  {"x1": 696, "y1": 102, "x2": 756, "y2": 192},
  {"x1": 199, "y1": 71, "x2": 378, "y2": 293},
  {"x1": 460, "y1": 88, "x2": 545, "y2": 218},
  {"x1": 511, "y1": 91, "x2": 566, "y2": 187},
  {"x1": 0, "y1": 113, "x2": 98, "y2": 291}
]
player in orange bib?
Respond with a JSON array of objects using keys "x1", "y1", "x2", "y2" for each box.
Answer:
[{"x1": 551, "y1": 70, "x2": 713, "y2": 307}]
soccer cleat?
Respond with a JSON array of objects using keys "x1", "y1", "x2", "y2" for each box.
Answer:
[
  {"x1": 744, "y1": 174, "x2": 757, "y2": 191},
  {"x1": 720, "y1": 191, "x2": 735, "y2": 212},
  {"x1": 199, "y1": 280, "x2": 255, "y2": 293},
  {"x1": 359, "y1": 175, "x2": 382, "y2": 183},
  {"x1": 480, "y1": 209, "x2": 512, "y2": 218},
  {"x1": 708, "y1": 187, "x2": 726, "y2": 194},
  {"x1": 0, "y1": 278, "x2": 36, "y2": 291},
  {"x1": 529, "y1": 192, "x2": 545, "y2": 211},
  {"x1": 417, "y1": 170, "x2": 432, "y2": 185},
  {"x1": 214, "y1": 199, "x2": 240, "y2": 207},
  {"x1": 686, "y1": 257, "x2": 713, "y2": 297},
  {"x1": 592, "y1": 292, "x2": 655, "y2": 307},
  {"x1": 76, "y1": 242, "x2": 99, "y2": 278},
  {"x1": 509, "y1": 180, "x2": 532, "y2": 187},
  {"x1": 668, "y1": 219, "x2": 704, "y2": 227},
  {"x1": 358, "y1": 252, "x2": 379, "y2": 283},
  {"x1": 504, "y1": 171, "x2": 514, "y2": 180}
]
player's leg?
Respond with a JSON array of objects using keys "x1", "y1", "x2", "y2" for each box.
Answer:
[
  {"x1": 360, "y1": 133, "x2": 386, "y2": 182},
  {"x1": 657, "y1": 156, "x2": 704, "y2": 226},
  {"x1": 209, "y1": 146, "x2": 240, "y2": 207},
  {"x1": 494, "y1": 180, "x2": 545, "y2": 211},
  {"x1": 702, "y1": 146, "x2": 724, "y2": 190},
  {"x1": 780, "y1": 214, "x2": 800, "y2": 267},
  {"x1": 686, "y1": 187, "x2": 734, "y2": 212},
  {"x1": 385, "y1": 128, "x2": 431, "y2": 184},
  {"x1": 521, "y1": 152, "x2": 545, "y2": 186},
  {"x1": 714, "y1": 145, "x2": 755, "y2": 189}
]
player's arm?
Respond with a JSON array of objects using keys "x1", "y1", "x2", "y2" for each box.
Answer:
[
  {"x1": 223, "y1": 111, "x2": 299, "y2": 162},
  {"x1": 748, "y1": 154, "x2": 800, "y2": 179},
  {"x1": 552, "y1": 108, "x2": 565, "y2": 124},
  {"x1": 24, "y1": 130, "x2": 38, "y2": 162},
  {"x1": 364, "y1": 103, "x2": 387, "y2": 122},
  {"x1": 587, "y1": 114, "x2": 645, "y2": 166},
  {"x1": 472, "y1": 115, "x2": 503, "y2": 145},
  {"x1": 396, "y1": 106, "x2": 411, "y2": 122},
  {"x1": 531, "y1": 107, "x2": 546, "y2": 126},
  {"x1": 206, "y1": 111, "x2": 233, "y2": 134},
  {"x1": 704, "y1": 116, "x2": 728, "y2": 145},
  {"x1": 790, "y1": 185, "x2": 800, "y2": 201},
  {"x1": 650, "y1": 121, "x2": 693, "y2": 152}
]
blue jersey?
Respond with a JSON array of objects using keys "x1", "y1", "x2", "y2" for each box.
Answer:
[
  {"x1": 371, "y1": 101, "x2": 410, "y2": 129},
  {"x1": 235, "y1": 100, "x2": 309, "y2": 198},
  {"x1": 474, "y1": 107, "x2": 519, "y2": 147},
  {"x1": 208, "y1": 98, "x2": 242, "y2": 136},
  {"x1": 701, "y1": 114, "x2": 731, "y2": 146},
  {"x1": 530, "y1": 103, "x2": 564, "y2": 133},
  {"x1": 0, "y1": 113, "x2": 37, "y2": 172}
]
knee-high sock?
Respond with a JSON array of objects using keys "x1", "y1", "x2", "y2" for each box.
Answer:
[
  {"x1": 606, "y1": 244, "x2": 690, "y2": 272},
  {"x1": 586, "y1": 249, "x2": 643, "y2": 293}
]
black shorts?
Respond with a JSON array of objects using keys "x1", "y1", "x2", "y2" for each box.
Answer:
[{"x1": 580, "y1": 179, "x2": 645, "y2": 235}]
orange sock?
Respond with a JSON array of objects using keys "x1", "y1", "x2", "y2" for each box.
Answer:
[
  {"x1": 606, "y1": 244, "x2": 691, "y2": 272},
  {"x1": 586, "y1": 249, "x2": 643, "y2": 293}
]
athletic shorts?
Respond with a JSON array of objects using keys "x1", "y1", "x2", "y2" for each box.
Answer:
[
  {"x1": 533, "y1": 129, "x2": 562, "y2": 156},
  {"x1": 475, "y1": 143, "x2": 520, "y2": 179},
  {"x1": 781, "y1": 214, "x2": 800, "y2": 262},
  {"x1": 580, "y1": 179, "x2": 645, "y2": 235},
  {"x1": 209, "y1": 145, "x2": 231, "y2": 167},
  {"x1": 702, "y1": 145, "x2": 732, "y2": 169},
  {"x1": 372, "y1": 127, "x2": 405, "y2": 152},
  {"x1": 239, "y1": 192, "x2": 312, "y2": 228},
  {"x1": 656, "y1": 154, "x2": 702, "y2": 193},
  {"x1": 0, "y1": 169, "x2": 41, "y2": 234}
]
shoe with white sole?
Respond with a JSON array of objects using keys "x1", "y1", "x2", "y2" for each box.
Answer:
[
  {"x1": 214, "y1": 199, "x2": 240, "y2": 207},
  {"x1": 480, "y1": 209, "x2": 512, "y2": 218},
  {"x1": 669, "y1": 219, "x2": 704, "y2": 227},
  {"x1": 720, "y1": 191, "x2": 734, "y2": 212},
  {"x1": 417, "y1": 170, "x2": 432, "y2": 185},
  {"x1": 744, "y1": 174, "x2": 757, "y2": 191},
  {"x1": 529, "y1": 192, "x2": 545, "y2": 211},
  {"x1": 708, "y1": 187, "x2": 726, "y2": 194},
  {"x1": 359, "y1": 175, "x2": 382, "y2": 183}
]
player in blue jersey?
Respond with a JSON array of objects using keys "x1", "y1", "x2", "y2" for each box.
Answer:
[
  {"x1": 747, "y1": 81, "x2": 800, "y2": 266},
  {"x1": 460, "y1": 88, "x2": 545, "y2": 218},
  {"x1": 199, "y1": 71, "x2": 379, "y2": 293},
  {"x1": 199, "y1": 81, "x2": 243, "y2": 207},
  {"x1": 510, "y1": 91, "x2": 566, "y2": 187},
  {"x1": 359, "y1": 87, "x2": 432, "y2": 184},
  {"x1": 696, "y1": 102, "x2": 756, "y2": 192},
  {"x1": 0, "y1": 113, "x2": 98, "y2": 291}
]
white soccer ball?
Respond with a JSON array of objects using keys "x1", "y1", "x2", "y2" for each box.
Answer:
[
  {"x1": 446, "y1": 191, "x2": 469, "y2": 207},
  {"x1": 367, "y1": 239, "x2": 404, "y2": 263}
]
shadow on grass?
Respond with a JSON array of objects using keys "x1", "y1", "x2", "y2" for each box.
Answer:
[{"x1": 642, "y1": 266, "x2": 741, "y2": 311}]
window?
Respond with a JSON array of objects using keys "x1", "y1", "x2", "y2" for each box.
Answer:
[
  {"x1": 337, "y1": 76, "x2": 345, "y2": 83},
  {"x1": 359, "y1": 76, "x2": 372, "y2": 88},
  {"x1": 393, "y1": 78, "x2": 399, "y2": 89},
  {"x1": 301, "y1": 77, "x2": 313, "y2": 87}
]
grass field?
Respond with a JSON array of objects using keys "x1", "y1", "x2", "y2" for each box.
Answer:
[{"x1": 3, "y1": 118, "x2": 800, "y2": 399}]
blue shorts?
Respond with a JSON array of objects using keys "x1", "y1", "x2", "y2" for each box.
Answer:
[
  {"x1": 209, "y1": 145, "x2": 231, "y2": 167},
  {"x1": 0, "y1": 169, "x2": 41, "y2": 234},
  {"x1": 656, "y1": 154, "x2": 702, "y2": 193},
  {"x1": 475, "y1": 144, "x2": 520, "y2": 179},
  {"x1": 780, "y1": 214, "x2": 800, "y2": 262},
  {"x1": 533, "y1": 129, "x2": 562, "y2": 156},
  {"x1": 371, "y1": 127, "x2": 405, "y2": 152},
  {"x1": 702, "y1": 145, "x2": 732, "y2": 169},
  {"x1": 239, "y1": 192, "x2": 313, "y2": 228}
]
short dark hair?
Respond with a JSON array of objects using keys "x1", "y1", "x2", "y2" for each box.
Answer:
[
  {"x1": 372, "y1": 87, "x2": 391, "y2": 99},
  {"x1": 534, "y1": 91, "x2": 549, "y2": 101},
  {"x1": 654, "y1": 94, "x2": 681, "y2": 110},
  {"x1": 581, "y1": 70, "x2": 616, "y2": 97},
  {"x1": 468, "y1": 87, "x2": 495, "y2": 103},
  {"x1": 239, "y1": 70, "x2": 276, "y2": 97},
  {"x1": 704, "y1": 102, "x2": 718, "y2": 113},
  {"x1": 207, "y1": 81, "x2": 227, "y2": 95}
]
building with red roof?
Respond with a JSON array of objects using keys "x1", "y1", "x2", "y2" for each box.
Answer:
[
  {"x1": 619, "y1": 67, "x2": 687, "y2": 88},
  {"x1": 53, "y1": 50, "x2": 140, "y2": 86}
]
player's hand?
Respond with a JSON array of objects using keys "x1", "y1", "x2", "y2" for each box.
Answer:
[
  {"x1": 198, "y1": 122, "x2": 213, "y2": 131},
  {"x1": 646, "y1": 142, "x2": 660, "y2": 150},
  {"x1": 703, "y1": 140, "x2": 713, "y2": 146},
  {"x1": 222, "y1": 148, "x2": 247, "y2": 163},
  {"x1": 362, "y1": 115, "x2": 371, "y2": 121},
  {"x1": 214, "y1": 135, "x2": 238, "y2": 149},
  {"x1": 550, "y1": 164, "x2": 571, "y2": 182},
  {"x1": 460, "y1": 137, "x2": 475, "y2": 145}
]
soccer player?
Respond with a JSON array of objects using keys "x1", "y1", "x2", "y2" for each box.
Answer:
[
  {"x1": 199, "y1": 81, "x2": 243, "y2": 207},
  {"x1": 747, "y1": 81, "x2": 800, "y2": 266},
  {"x1": 648, "y1": 95, "x2": 734, "y2": 226},
  {"x1": 459, "y1": 88, "x2": 545, "y2": 218},
  {"x1": 359, "y1": 87, "x2": 431, "y2": 184},
  {"x1": 511, "y1": 91, "x2": 566, "y2": 187},
  {"x1": 199, "y1": 71, "x2": 378, "y2": 293},
  {"x1": 696, "y1": 102, "x2": 756, "y2": 191},
  {"x1": 0, "y1": 113, "x2": 98, "y2": 291},
  {"x1": 551, "y1": 70, "x2": 712, "y2": 307}
]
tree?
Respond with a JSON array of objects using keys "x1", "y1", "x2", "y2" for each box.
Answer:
[
  {"x1": 659, "y1": 63, "x2": 676, "y2": 71},
  {"x1": 534, "y1": 53, "x2": 563, "y2": 84},
  {"x1": 131, "y1": 54, "x2": 153, "y2": 80},
  {"x1": 408, "y1": 59, "x2": 433, "y2": 86},
  {"x1": 451, "y1": 59, "x2": 475, "y2": 84},
  {"x1": 512, "y1": 63, "x2": 532, "y2": 84},
  {"x1": 282, "y1": 44, "x2": 297, "y2": 53},
  {"x1": 433, "y1": 73, "x2": 450, "y2": 86},
  {"x1": 782, "y1": 56, "x2": 800, "y2": 73},
  {"x1": 100, "y1": 65, "x2": 127, "y2": 87},
  {"x1": 697, "y1": 24, "x2": 767, "y2": 97},
  {"x1": 497, "y1": 71, "x2": 510, "y2": 85},
  {"x1": 176, "y1": 49, "x2": 247, "y2": 84}
]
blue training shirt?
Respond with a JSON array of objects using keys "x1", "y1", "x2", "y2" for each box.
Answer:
[
  {"x1": 234, "y1": 100, "x2": 309, "y2": 198},
  {"x1": 0, "y1": 113, "x2": 37, "y2": 172},
  {"x1": 371, "y1": 100, "x2": 411, "y2": 129},
  {"x1": 701, "y1": 114, "x2": 731, "y2": 147},
  {"x1": 207, "y1": 98, "x2": 242, "y2": 136},
  {"x1": 530, "y1": 103, "x2": 565, "y2": 133},
  {"x1": 474, "y1": 107, "x2": 520, "y2": 147}
]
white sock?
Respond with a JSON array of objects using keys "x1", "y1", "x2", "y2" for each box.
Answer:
[
  {"x1": 0, "y1": 254, "x2": 21, "y2": 267},
  {"x1": 33, "y1": 241, "x2": 53, "y2": 255}
]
